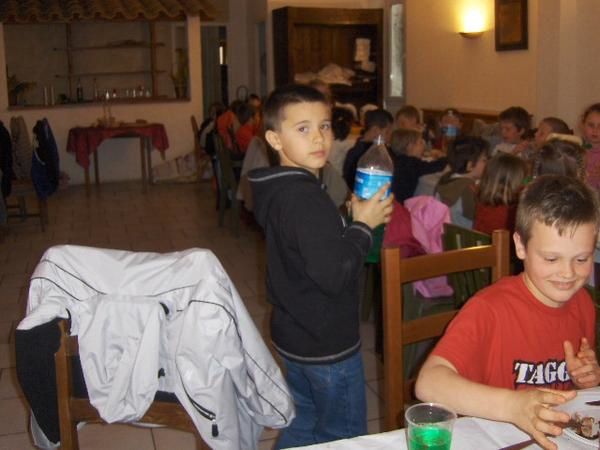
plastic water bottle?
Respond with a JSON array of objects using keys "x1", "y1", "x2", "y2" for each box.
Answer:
[{"x1": 354, "y1": 135, "x2": 393, "y2": 199}]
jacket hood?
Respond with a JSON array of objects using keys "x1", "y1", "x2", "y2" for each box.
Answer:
[{"x1": 248, "y1": 166, "x2": 318, "y2": 227}]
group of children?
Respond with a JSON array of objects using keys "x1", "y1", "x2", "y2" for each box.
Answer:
[{"x1": 246, "y1": 83, "x2": 600, "y2": 450}]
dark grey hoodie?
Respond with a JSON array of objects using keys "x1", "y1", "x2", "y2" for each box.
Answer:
[{"x1": 249, "y1": 166, "x2": 373, "y2": 363}]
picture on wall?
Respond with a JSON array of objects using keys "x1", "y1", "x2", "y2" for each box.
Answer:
[{"x1": 495, "y1": 0, "x2": 528, "y2": 51}]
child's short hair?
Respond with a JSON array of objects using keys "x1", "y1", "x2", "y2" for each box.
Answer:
[
  {"x1": 390, "y1": 128, "x2": 421, "y2": 156},
  {"x1": 540, "y1": 117, "x2": 572, "y2": 135},
  {"x1": 515, "y1": 175, "x2": 600, "y2": 246},
  {"x1": 533, "y1": 139, "x2": 585, "y2": 179},
  {"x1": 582, "y1": 103, "x2": 600, "y2": 122},
  {"x1": 395, "y1": 105, "x2": 420, "y2": 122},
  {"x1": 364, "y1": 109, "x2": 394, "y2": 131},
  {"x1": 499, "y1": 106, "x2": 531, "y2": 132},
  {"x1": 331, "y1": 107, "x2": 354, "y2": 141},
  {"x1": 447, "y1": 136, "x2": 489, "y2": 174},
  {"x1": 263, "y1": 84, "x2": 328, "y2": 131},
  {"x1": 478, "y1": 153, "x2": 526, "y2": 206}
]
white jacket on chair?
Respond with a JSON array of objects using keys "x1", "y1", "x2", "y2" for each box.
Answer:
[{"x1": 18, "y1": 245, "x2": 295, "y2": 450}]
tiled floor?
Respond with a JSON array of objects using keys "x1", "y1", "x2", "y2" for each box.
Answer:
[{"x1": 0, "y1": 180, "x2": 384, "y2": 449}]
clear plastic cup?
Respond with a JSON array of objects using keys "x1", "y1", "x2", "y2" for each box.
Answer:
[{"x1": 405, "y1": 403, "x2": 456, "y2": 450}]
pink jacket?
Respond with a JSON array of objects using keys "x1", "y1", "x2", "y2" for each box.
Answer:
[{"x1": 404, "y1": 196, "x2": 453, "y2": 298}]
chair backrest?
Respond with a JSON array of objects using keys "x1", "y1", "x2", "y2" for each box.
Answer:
[
  {"x1": 212, "y1": 133, "x2": 238, "y2": 194},
  {"x1": 381, "y1": 229, "x2": 510, "y2": 431},
  {"x1": 54, "y1": 320, "x2": 210, "y2": 450},
  {"x1": 191, "y1": 115, "x2": 212, "y2": 180},
  {"x1": 442, "y1": 223, "x2": 492, "y2": 306}
]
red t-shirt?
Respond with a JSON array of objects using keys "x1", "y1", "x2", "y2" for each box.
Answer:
[
  {"x1": 473, "y1": 203, "x2": 517, "y2": 236},
  {"x1": 432, "y1": 275, "x2": 595, "y2": 390}
]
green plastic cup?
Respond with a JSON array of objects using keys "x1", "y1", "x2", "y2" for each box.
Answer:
[{"x1": 405, "y1": 403, "x2": 456, "y2": 450}]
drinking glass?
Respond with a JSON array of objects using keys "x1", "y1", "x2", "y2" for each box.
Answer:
[{"x1": 405, "y1": 403, "x2": 456, "y2": 450}]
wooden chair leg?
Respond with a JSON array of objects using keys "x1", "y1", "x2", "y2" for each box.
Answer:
[
  {"x1": 38, "y1": 198, "x2": 48, "y2": 231},
  {"x1": 55, "y1": 323, "x2": 79, "y2": 449}
]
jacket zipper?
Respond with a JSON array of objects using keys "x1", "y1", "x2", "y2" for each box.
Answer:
[{"x1": 186, "y1": 392, "x2": 219, "y2": 437}]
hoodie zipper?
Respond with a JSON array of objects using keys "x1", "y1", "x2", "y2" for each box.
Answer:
[{"x1": 186, "y1": 392, "x2": 219, "y2": 437}]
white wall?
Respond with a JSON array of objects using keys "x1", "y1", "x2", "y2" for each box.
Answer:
[
  {"x1": 0, "y1": 16, "x2": 203, "y2": 185},
  {"x1": 404, "y1": 0, "x2": 539, "y2": 115}
]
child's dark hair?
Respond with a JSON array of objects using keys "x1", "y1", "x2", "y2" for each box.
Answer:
[
  {"x1": 478, "y1": 153, "x2": 526, "y2": 206},
  {"x1": 263, "y1": 84, "x2": 328, "y2": 131},
  {"x1": 390, "y1": 128, "x2": 421, "y2": 156},
  {"x1": 515, "y1": 175, "x2": 600, "y2": 246},
  {"x1": 533, "y1": 139, "x2": 585, "y2": 179},
  {"x1": 364, "y1": 109, "x2": 393, "y2": 130},
  {"x1": 234, "y1": 102, "x2": 255, "y2": 126},
  {"x1": 447, "y1": 136, "x2": 489, "y2": 174},
  {"x1": 499, "y1": 106, "x2": 531, "y2": 132},
  {"x1": 395, "y1": 105, "x2": 420, "y2": 122},
  {"x1": 582, "y1": 103, "x2": 600, "y2": 122},
  {"x1": 331, "y1": 107, "x2": 354, "y2": 141},
  {"x1": 540, "y1": 117, "x2": 572, "y2": 135}
]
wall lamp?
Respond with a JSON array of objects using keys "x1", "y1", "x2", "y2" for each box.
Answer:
[{"x1": 459, "y1": 6, "x2": 486, "y2": 39}]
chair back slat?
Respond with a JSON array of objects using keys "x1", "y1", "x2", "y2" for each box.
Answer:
[
  {"x1": 54, "y1": 320, "x2": 210, "y2": 449},
  {"x1": 381, "y1": 229, "x2": 510, "y2": 431}
]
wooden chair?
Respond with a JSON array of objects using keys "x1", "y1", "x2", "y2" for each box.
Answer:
[
  {"x1": 6, "y1": 180, "x2": 48, "y2": 231},
  {"x1": 190, "y1": 115, "x2": 212, "y2": 181},
  {"x1": 54, "y1": 320, "x2": 210, "y2": 450},
  {"x1": 442, "y1": 223, "x2": 492, "y2": 306},
  {"x1": 212, "y1": 133, "x2": 241, "y2": 236},
  {"x1": 381, "y1": 229, "x2": 510, "y2": 431}
]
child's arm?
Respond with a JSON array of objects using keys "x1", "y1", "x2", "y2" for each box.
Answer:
[
  {"x1": 564, "y1": 337, "x2": 600, "y2": 388},
  {"x1": 416, "y1": 356, "x2": 575, "y2": 450}
]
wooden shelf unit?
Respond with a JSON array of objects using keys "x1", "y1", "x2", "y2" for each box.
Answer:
[
  {"x1": 59, "y1": 22, "x2": 164, "y2": 100},
  {"x1": 272, "y1": 6, "x2": 383, "y2": 110}
]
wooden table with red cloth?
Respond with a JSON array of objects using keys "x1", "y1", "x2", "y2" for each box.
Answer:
[{"x1": 67, "y1": 123, "x2": 169, "y2": 194}]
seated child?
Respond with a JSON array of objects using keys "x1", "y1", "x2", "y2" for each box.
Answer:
[
  {"x1": 416, "y1": 174, "x2": 600, "y2": 450},
  {"x1": 435, "y1": 136, "x2": 489, "y2": 228},
  {"x1": 474, "y1": 152, "x2": 526, "y2": 236},
  {"x1": 534, "y1": 117, "x2": 572, "y2": 149},
  {"x1": 328, "y1": 106, "x2": 356, "y2": 175},
  {"x1": 580, "y1": 103, "x2": 600, "y2": 190},
  {"x1": 493, "y1": 106, "x2": 531, "y2": 155},
  {"x1": 533, "y1": 138, "x2": 586, "y2": 180},
  {"x1": 234, "y1": 102, "x2": 257, "y2": 154},
  {"x1": 342, "y1": 108, "x2": 394, "y2": 190},
  {"x1": 389, "y1": 128, "x2": 447, "y2": 202},
  {"x1": 395, "y1": 105, "x2": 421, "y2": 130},
  {"x1": 249, "y1": 84, "x2": 393, "y2": 448},
  {"x1": 432, "y1": 108, "x2": 463, "y2": 151}
]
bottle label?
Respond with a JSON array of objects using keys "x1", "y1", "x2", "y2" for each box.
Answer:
[
  {"x1": 354, "y1": 168, "x2": 392, "y2": 200},
  {"x1": 444, "y1": 125, "x2": 457, "y2": 138}
]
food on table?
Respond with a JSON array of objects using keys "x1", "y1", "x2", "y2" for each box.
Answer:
[{"x1": 570, "y1": 412, "x2": 599, "y2": 440}]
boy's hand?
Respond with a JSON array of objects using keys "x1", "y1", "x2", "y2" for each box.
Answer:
[
  {"x1": 350, "y1": 184, "x2": 394, "y2": 230},
  {"x1": 507, "y1": 388, "x2": 575, "y2": 450},
  {"x1": 564, "y1": 338, "x2": 600, "y2": 388}
]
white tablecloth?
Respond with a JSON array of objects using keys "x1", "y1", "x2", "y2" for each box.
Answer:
[{"x1": 287, "y1": 416, "x2": 589, "y2": 449}]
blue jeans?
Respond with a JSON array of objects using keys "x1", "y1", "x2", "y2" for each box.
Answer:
[{"x1": 275, "y1": 352, "x2": 367, "y2": 449}]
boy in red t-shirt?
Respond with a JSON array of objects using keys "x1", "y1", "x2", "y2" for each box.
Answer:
[{"x1": 416, "y1": 175, "x2": 600, "y2": 450}]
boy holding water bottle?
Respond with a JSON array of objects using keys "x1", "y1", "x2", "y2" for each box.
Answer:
[
  {"x1": 416, "y1": 175, "x2": 600, "y2": 450},
  {"x1": 249, "y1": 84, "x2": 393, "y2": 449}
]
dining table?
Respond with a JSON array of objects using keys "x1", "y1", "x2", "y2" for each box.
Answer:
[
  {"x1": 288, "y1": 387, "x2": 600, "y2": 449},
  {"x1": 66, "y1": 123, "x2": 169, "y2": 195}
]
